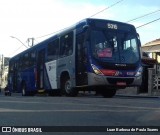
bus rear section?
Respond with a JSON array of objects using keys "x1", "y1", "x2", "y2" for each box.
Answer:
[{"x1": 75, "y1": 19, "x2": 142, "y2": 97}]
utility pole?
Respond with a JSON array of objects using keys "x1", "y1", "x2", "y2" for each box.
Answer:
[
  {"x1": 0, "y1": 54, "x2": 4, "y2": 92},
  {"x1": 27, "y1": 38, "x2": 34, "y2": 47}
]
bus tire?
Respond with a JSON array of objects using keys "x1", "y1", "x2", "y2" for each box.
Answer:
[
  {"x1": 61, "y1": 76, "x2": 78, "y2": 97},
  {"x1": 22, "y1": 83, "x2": 28, "y2": 96},
  {"x1": 101, "y1": 88, "x2": 116, "y2": 98}
]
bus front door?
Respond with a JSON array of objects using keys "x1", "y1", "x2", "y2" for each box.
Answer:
[
  {"x1": 76, "y1": 34, "x2": 88, "y2": 86},
  {"x1": 37, "y1": 49, "x2": 45, "y2": 90}
]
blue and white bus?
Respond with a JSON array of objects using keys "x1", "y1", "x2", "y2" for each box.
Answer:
[{"x1": 8, "y1": 18, "x2": 142, "y2": 97}]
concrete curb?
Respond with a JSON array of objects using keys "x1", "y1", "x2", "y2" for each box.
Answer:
[{"x1": 116, "y1": 94, "x2": 160, "y2": 98}]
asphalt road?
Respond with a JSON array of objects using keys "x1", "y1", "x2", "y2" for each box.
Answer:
[{"x1": 0, "y1": 92, "x2": 160, "y2": 135}]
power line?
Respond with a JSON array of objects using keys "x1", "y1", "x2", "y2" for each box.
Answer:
[
  {"x1": 36, "y1": 27, "x2": 69, "y2": 39},
  {"x1": 89, "y1": 0, "x2": 124, "y2": 18},
  {"x1": 136, "y1": 17, "x2": 160, "y2": 29},
  {"x1": 9, "y1": 1, "x2": 125, "y2": 56},
  {"x1": 36, "y1": 0, "x2": 124, "y2": 39},
  {"x1": 127, "y1": 9, "x2": 160, "y2": 23}
]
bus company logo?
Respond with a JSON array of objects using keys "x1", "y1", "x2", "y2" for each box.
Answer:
[
  {"x1": 115, "y1": 71, "x2": 122, "y2": 76},
  {"x1": 49, "y1": 66, "x2": 52, "y2": 71},
  {"x1": 115, "y1": 71, "x2": 119, "y2": 76},
  {"x1": 2, "y1": 127, "x2": 11, "y2": 132},
  {"x1": 48, "y1": 65, "x2": 56, "y2": 71}
]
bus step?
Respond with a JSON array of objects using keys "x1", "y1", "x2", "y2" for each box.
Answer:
[{"x1": 38, "y1": 89, "x2": 45, "y2": 93}]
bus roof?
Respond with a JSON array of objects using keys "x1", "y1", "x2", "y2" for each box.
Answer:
[{"x1": 10, "y1": 18, "x2": 136, "y2": 60}]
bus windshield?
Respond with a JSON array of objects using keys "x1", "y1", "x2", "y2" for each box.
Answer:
[{"x1": 91, "y1": 30, "x2": 140, "y2": 64}]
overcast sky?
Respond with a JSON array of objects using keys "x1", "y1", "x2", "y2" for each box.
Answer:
[{"x1": 0, "y1": 0, "x2": 160, "y2": 57}]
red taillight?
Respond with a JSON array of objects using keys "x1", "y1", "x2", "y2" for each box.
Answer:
[{"x1": 100, "y1": 69, "x2": 116, "y2": 76}]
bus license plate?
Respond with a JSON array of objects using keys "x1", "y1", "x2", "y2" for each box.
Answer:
[{"x1": 116, "y1": 82, "x2": 126, "y2": 86}]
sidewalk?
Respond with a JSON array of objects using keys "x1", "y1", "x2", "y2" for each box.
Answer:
[{"x1": 116, "y1": 87, "x2": 160, "y2": 98}]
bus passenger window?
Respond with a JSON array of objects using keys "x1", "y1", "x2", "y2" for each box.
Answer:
[
  {"x1": 9, "y1": 62, "x2": 14, "y2": 72},
  {"x1": 29, "y1": 51, "x2": 36, "y2": 66},
  {"x1": 18, "y1": 57, "x2": 23, "y2": 70},
  {"x1": 20, "y1": 53, "x2": 29, "y2": 69},
  {"x1": 47, "y1": 39, "x2": 59, "y2": 61},
  {"x1": 24, "y1": 53, "x2": 29, "y2": 68},
  {"x1": 122, "y1": 36, "x2": 138, "y2": 63},
  {"x1": 60, "y1": 32, "x2": 73, "y2": 57}
]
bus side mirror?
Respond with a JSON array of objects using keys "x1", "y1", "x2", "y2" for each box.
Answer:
[
  {"x1": 137, "y1": 33, "x2": 141, "y2": 46},
  {"x1": 137, "y1": 33, "x2": 140, "y2": 39}
]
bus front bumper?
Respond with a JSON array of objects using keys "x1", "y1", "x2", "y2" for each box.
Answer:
[{"x1": 88, "y1": 73, "x2": 142, "y2": 87}]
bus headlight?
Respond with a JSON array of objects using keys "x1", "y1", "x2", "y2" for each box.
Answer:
[
  {"x1": 135, "y1": 66, "x2": 143, "y2": 77},
  {"x1": 91, "y1": 64, "x2": 103, "y2": 75}
]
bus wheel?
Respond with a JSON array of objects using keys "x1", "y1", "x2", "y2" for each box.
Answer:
[
  {"x1": 22, "y1": 83, "x2": 27, "y2": 96},
  {"x1": 61, "y1": 77, "x2": 78, "y2": 97},
  {"x1": 101, "y1": 88, "x2": 116, "y2": 98}
]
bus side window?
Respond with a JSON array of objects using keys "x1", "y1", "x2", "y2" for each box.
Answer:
[
  {"x1": 47, "y1": 39, "x2": 59, "y2": 61},
  {"x1": 9, "y1": 61, "x2": 14, "y2": 73},
  {"x1": 19, "y1": 57, "x2": 23, "y2": 70},
  {"x1": 20, "y1": 53, "x2": 29, "y2": 70},
  {"x1": 29, "y1": 51, "x2": 36, "y2": 66},
  {"x1": 60, "y1": 32, "x2": 73, "y2": 57},
  {"x1": 24, "y1": 53, "x2": 29, "y2": 69}
]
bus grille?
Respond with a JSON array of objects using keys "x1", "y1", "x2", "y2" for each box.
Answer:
[{"x1": 107, "y1": 78, "x2": 134, "y2": 85}]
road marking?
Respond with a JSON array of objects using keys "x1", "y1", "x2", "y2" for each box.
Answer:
[
  {"x1": 0, "y1": 99, "x2": 160, "y2": 111},
  {"x1": 0, "y1": 108, "x2": 148, "y2": 113}
]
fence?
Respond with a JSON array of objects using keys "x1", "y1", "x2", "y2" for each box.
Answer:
[{"x1": 148, "y1": 64, "x2": 160, "y2": 96}]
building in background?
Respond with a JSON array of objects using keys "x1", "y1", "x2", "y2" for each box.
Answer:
[
  {"x1": 141, "y1": 38, "x2": 160, "y2": 63},
  {"x1": 0, "y1": 55, "x2": 10, "y2": 89},
  {"x1": 140, "y1": 39, "x2": 159, "y2": 94}
]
